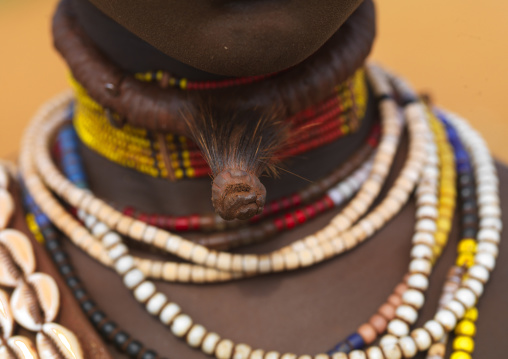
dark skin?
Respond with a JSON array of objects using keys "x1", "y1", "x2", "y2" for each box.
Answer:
[
  {"x1": 33, "y1": 1, "x2": 508, "y2": 358},
  {"x1": 86, "y1": 0, "x2": 364, "y2": 76}
]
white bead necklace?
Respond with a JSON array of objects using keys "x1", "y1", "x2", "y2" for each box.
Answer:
[
  {"x1": 19, "y1": 65, "x2": 501, "y2": 359},
  {"x1": 23, "y1": 67, "x2": 428, "y2": 282}
]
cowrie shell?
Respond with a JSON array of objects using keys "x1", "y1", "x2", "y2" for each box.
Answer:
[
  {"x1": 0, "y1": 289, "x2": 14, "y2": 339},
  {"x1": 11, "y1": 273, "x2": 60, "y2": 332},
  {"x1": 0, "y1": 189, "x2": 14, "y2": 230},
  {"x1": 0, "y1": 336, "x2": 39, "y2": 359},
  {"x1": 0, "y1": 230, "x2": 35, "y2": 287},
  {"x1": 36, "y1": 323, "x2": 83, "y2": 359}
]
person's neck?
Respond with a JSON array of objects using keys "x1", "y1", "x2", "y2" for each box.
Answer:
[{"x1": 71, "y1": 0, "x2": 378, "y2": 216}]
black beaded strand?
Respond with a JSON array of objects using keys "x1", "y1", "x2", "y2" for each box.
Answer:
[{"x1": 22, "y1": 184, "x2": 164, "y2": 359}]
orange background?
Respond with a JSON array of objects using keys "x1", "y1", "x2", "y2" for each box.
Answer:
[{"x1": 1, "y1": 0, "x2": 507, "y2": 162}]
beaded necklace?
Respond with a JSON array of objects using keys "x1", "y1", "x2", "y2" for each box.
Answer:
[
  {"x1": 19, "y1": 64, "x2": 502, "y2": 359},
  {"x1": 55, "y1": 121, "x2": 380, "y2": 235},
  {"x1": 22, "y1": 190, "x2": 162, "y2": 359},
  {"x1": 434, "y1": 115, "x2": 483, "y2": 359},
  {"x1": 71, "y1": 69, "x2": 368, "y2": 180},
  {"x1": 20, "y1": 112, "x2": 451, "y2": 359},
  {"x1": 56, "y1": 124, "x2": 378, "y2": 251},
  {"x1": 24, "y1": 64, "x2": 422, "y2": 282},
  {"x1": 20, "y1": 108, "x2": 484, "y2": 359}
]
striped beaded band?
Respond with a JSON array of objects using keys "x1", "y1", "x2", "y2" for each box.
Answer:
[
  {"x1": 71, "y1": 69, "x2": 368, "y2": 180},
  {"x1": 55, "y1": 121, "x2": 381, "y2": 251},
  {"x1": 55, "y1": 121, "x2": 380, "y2": 234},
  {"x1": 22, "y1": 64, "x2": 417, "y2": 282}
]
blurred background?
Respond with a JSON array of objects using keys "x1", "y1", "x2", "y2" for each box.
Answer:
[{"x1": 1, "y1": 0, "x2": 507, "y2": 162}]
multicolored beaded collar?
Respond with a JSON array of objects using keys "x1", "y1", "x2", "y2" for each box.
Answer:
[{"x1": 71, "y1": 69, "x2": 368, "y2": 180}]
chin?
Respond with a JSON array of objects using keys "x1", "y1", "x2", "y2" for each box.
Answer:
[
  {"x1": 88, "y1": 0, "x2": 364, "y2": 76},
  {"x1": 182, "y1": 18, "x2": 332, "y2": 77}
]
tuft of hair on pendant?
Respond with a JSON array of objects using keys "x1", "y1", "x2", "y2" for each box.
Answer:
[{"x1": 184, "y1": 103, "x2": 288, "y2": 221}]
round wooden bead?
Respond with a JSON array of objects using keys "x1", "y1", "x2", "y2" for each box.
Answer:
[
  {"x1": 114, "y1": 255, "x2": 135, "y2": 275},
  {"x1": 402, "y1": 290, "x2": 425, "y2": 309},
  {"x1": 417, "y1": 194, "x2": 437, "y2": 206},
  {"x1": 477, "y1": 228, "x2": 500, "y2": 244},
  {"x1": 250, "y1": 349, "x2": 265, "y2": 359},
  {"x1": 387, "y1": 294, "x2": 402, "y2": 307},
  {"x1": 395, "y1": 305, "x2": 418, "y2": 325},
  {"x1": 424, "y1": 320, "x2": 445, "y2": 341},
  {"x1": 455, "y1": 288, "x2": 477, "y2": 309},
  {"x1": 202, "y1": 332, "x2": 221, "y2": 355},
  {"x1": 476, "y1": 242, "x2": 499, "y2": 258},
  {"x1": 416, "y1": 206, "x2": 438, "y2": 219},
  {"x1": 446, "y1": 300, "x2": 466, "y2": 319},
  {"x1": 365, "y1": 347, "x2": 384, "y2": 359},
  {"x1": 387, "y1": 319, "x2": 409, "y2": 337},
  {"x1": 427, "y1": 342, "x2": 445, "y2": 357},
  {"x1": 123, "y1": 269, "x2": 145, "y2": 289},
  {"x1": 280, "y1": 354, "x2": 297, "y2": 359},
  {"x1": 394, "y1": 283, "x2": 408, "y2": 296},
  {"x1": 407, "y1": 274, "x2": 429, "y2": 291},
  {"x1": 410, "y1": 329, "x2": 431, "y2": 351},
  {"x1": 435, "y1": 310, "x2": 457, "y2": 331},
  {"x1": 108, "y1": 243, "x2": 128, "y2": 261},
  {"x1": 410, "y1": 244, "x2": 433, "y2": 260},
  {"x1": 379, "y1": 303, "x2": 396, "y2": 320},
  {"x1": 411, "y1": 232, "x2": 434, "y2": 246},
  {"x1": 381, "y1": 342, "x2": 402, "y2": 359},
  {"x1": 463, "y1": 278, "x2": 484, "y2": 297},
  {"x1": 84, "y1": 214, "x2": 97, "y2": 229},
  {"x1": 379, "y1": 335, "x2": 397, "y2": 348},
  {"x1": 215, "y1": 339, "x2": 235, "y2": 359},
  {"x1": 187, "y1": 325, "x2": 207, "y2": 348},
  {"x1": 146, "y1": 293, "x2": 168, "y2": 315},
  {"x1": 171, "y1": 314, "x2": 193, "y2": 337},
  {"x1": 409, "y1": 259, "x2": 432, "y2": 275},
  {"x1": 474, "y1": 252, "x2": 496, "y2": 271},
  {"x1": 479, "y1": 217, "x2": 502, "y2": 231},
  {"x1": 349, "y1": 350, "x2": 367, "y2": 359},
  {"x1": 265, "y1": 351, "x2": 280, "y2": 359},
  {"x1": 91, "y1": 222, "x2": 109, "y2": 238},
  {"x1": 398, "y1": 336, "x2": 417, "y2": 358},
  {"x1": 415, "y1": 219, "x2": 436, "y2": 233},
  {"x1": 358, "y1": 324, "x2": 377, "y2": 345},
  {"x1": 159, "y1": 303, "x2": 181, "y2": 325},
  {"x1": 369, "y1": 314, "x2": 388, "y2": 334},
  {"x1": 479, "y1": 205, "x2": 500, "y2": 218},
  {"x1": 133, "y1": 281, "x2": 156, "y2": 303},
  {"x1": 468, "y1": 265, "x2": 489, "y2": 283},
  {"x1": 233, "y1": 344, "x2": 252, "y2": 359}
]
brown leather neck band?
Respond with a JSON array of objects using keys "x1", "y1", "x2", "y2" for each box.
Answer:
[{"x1": 52, "y1": 0, "x2": 376, "y2": 135}]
